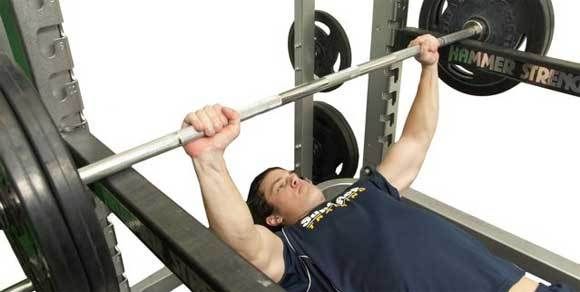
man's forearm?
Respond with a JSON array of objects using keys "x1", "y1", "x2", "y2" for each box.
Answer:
[
  {"x1": 401, "y1": 64, "x2": 439, "y2": 145},
  {"x1": 192, "y1": 154, "x2": 258, "y2": 255}
]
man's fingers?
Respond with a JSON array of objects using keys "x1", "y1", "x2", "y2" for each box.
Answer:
[
  {"x1": 183, "y1": 105, "x2": 240, "y2": 139},
  {"x1": 429, "y1": 37, "x2": 439, "y2": 51},
  {"x1": 183, "y1": 112, "x2": 204, "y2": 132},
  {"x1": 214, "y1": 104, "x2": 228, "y2": 126},
  {"x1": 198, "y1": 110, "x2": 216, "y2": 136},
  {"x1": 408, "y1": 34, "x2": 440, "y2": 65},
  {"x1": 205, "y1": 105, "x2": 225, "y2": 132},
  {"x1": 222, "y1": 107, "x2": 240, "y2": 123}
]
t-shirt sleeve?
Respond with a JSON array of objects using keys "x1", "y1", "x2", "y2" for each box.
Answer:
[
  {"x1": 275, "y1": 231, "x2": 309, "y2": 291},
  {"x1": 360, "y1": 166, "x2": 402, "y2": 200}
]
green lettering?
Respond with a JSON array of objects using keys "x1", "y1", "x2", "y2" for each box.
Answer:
[
  {"x1": 459, "y1": 48, "x2": 469, "y2": 63},
  {"x1": 448, "y1": 46, "x2": 460, "y2": 62}
]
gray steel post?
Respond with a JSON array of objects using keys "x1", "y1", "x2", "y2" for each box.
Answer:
[
  {"x1": 362, "y1": 0, "x2": 409, "y2": 169},
  {"x1": 7, "y1": 0, "x2": 85, "y2": 132},
  {"x1": 293, "y1": 0, "x2": 315, "y2": 178},
  {"x1": 94, "y1": 197, "x2": 130, "y2": 292}
]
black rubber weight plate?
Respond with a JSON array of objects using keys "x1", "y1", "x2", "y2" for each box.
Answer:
[
  {"x1": 0, "y1": 54, "x2": 118, "y2": 292},
  {"x1": 288, "y1": 10, "x2": 352, "y2": 92},
  {"x1": 0, "y1": 91, "x2": 90, "y2": 292},
  {"x1": 313, "y1": 101, "x2": 359, "y2": 184},
  {"x1": 419, "y1": 0, "x2": 554, "y2": 96}
]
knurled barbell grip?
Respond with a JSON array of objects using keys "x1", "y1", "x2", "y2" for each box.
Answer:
[{"x1": 78, "y1": 23, "x2": 482, "y2": 184}]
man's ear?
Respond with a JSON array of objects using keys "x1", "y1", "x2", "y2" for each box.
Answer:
[{"x1": 266, "y1": 214, "x2": 283, "y2": 227}]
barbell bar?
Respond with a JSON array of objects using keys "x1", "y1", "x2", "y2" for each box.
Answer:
[
  {"x1": 78, "y1": 22, "x2": 483, "y2": 184},
  {"x1": 1, "y1": 279, "x2": 34, "y2": 292}
]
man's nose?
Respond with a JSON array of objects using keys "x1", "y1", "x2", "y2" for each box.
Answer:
[{"x1": 290, "y1": 173, "x2": 299, "y2": 188}]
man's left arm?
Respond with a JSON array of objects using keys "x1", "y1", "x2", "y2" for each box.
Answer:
[{"x1": 377, "y1": 35, "x2": 440, "y2": 194}]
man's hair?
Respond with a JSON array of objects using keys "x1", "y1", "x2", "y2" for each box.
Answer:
[{"x1": 246, "y1": 167, "x2": 283, "y2": 233}]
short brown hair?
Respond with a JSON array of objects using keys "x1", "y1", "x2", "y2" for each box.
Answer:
[{"x1": 246, "y1": 167, "x2": 283, "y2": 232}]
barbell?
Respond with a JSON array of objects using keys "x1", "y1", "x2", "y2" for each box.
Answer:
[{"x1": 77, "y1": 23, "x2": 483, "y2": 184}]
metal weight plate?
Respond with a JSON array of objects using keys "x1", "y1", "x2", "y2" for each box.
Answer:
[
  {"x1": 0, "y1": 92, "x2": 90, "y2": 291},
  {"x1": 419, "y1": 0, "x2": 554, "y2": 96},
  {"x1": 0, "y1": 54, "x2": 119, "y2": 292},
  {"x1": 288, "y1": 10, "x2": 352, "y2": 92},
  {"x1": 312, "y1": 101, "x2": 359, "y2": 184}
]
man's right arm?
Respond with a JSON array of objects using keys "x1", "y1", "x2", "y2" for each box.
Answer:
[
  {"x1": 183, "y1": 105, "x2": 285, "y2": 282},
  {"x1": 377, "y1": 35, "x2": 440, "y2": 194},
  {"x1": 193, "y1": 154, "x2": 285, "y2": 282}
]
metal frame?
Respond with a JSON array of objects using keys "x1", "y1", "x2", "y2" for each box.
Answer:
[
  {"x1": 130, "y1": 267, "x2": 181, "y2": 292},
  {"x1": 362, "y1": 0, "x2": 409, "y2": 169},
  {"x1": 94, "y1": 197, "x2": 131, "y2": 291},
  {"x1": 1, "y1": 0, "x2": 85, "y2": 132},
  {"x1": 292, "y1": 0, "x2": 315, "y2": 178},
  {"x1": 1, "y1": 0, "x2": 578, "y2": 291}
]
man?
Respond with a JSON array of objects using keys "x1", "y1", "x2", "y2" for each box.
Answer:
[{"x1": 182, "y1": 35, "x2": 568, "y2": 291}]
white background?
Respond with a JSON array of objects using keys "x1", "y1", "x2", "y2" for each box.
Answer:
[{"x1": 1, "y1": 0, "x2": 579, "y2": 290}]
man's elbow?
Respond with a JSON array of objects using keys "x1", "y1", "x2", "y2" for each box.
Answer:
[
  {"x1": 393, "y1": 138, "x2": 429, "y2": 191},
  {"x1": 391, "y1": 168, "x2": 420, "y2": 194}
]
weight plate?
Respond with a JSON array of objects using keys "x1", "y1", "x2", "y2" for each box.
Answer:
[
  {"x1": 535, "y1": 0, "x2": 554, "y2": 54},
  {"x1": 0, "y1": 54, "x2": 118, "y2": 292},
  {"x1": 288, "y1": 10, "x2": 352, "y2": 92},
  {"x1": 0, "y1": 91, "x2": 90, "y2": 292},
  {"x1": 313, "y1": 101, "x2": 359, "y2": 184},
  {"x1": 419, "y1": 0, "x2": 554, "y2": 96}
]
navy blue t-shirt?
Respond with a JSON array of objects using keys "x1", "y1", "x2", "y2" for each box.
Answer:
[{"x1": 276, "y1": 169, "x2": 524, "y2": 292}]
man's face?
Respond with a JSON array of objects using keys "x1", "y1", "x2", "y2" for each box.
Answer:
[{"x1": 259, "y1": 168, "x2": 325, "y2": 227}]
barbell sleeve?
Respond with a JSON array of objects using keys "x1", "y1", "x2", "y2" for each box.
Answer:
[
  {"x1": 78, "y1": 23, "x2": 482, "y2": 184},
  {"x1": 1, "y1": 279, "x2": 34, "y2": 292}
]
